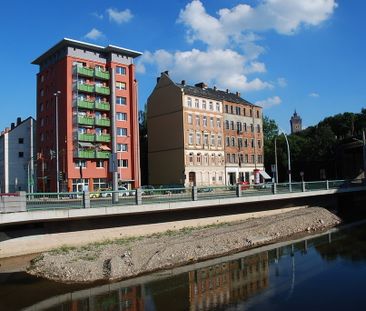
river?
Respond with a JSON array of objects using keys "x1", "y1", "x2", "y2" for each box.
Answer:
[{"x1": 1, "y1": 222, "x2": 366, "y2": 311}]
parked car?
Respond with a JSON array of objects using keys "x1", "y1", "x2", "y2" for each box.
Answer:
[
  {"x1": 118, "y1": 186, "x2": 132, "y2": 197},
  {"x1": 197, "y1": 187, "x2": 213, "y2": 193}
]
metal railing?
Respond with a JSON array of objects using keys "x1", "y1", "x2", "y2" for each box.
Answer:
[{"x1": 21, "y1": 179, "x2": 366, "y2": 212}]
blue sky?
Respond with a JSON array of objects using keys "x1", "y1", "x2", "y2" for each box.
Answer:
[{"x1": 1, "y1": 0, "x2": 365, "y2": 133}]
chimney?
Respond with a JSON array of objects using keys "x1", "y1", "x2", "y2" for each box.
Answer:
[
  {"x1": 226, "y1": 89, "x2": 229, "y2": 93},
  {"x1": 11, "y1": 123, "x2": 15, "y2": 130},
  {"x1": 195, "y1": 82, "x2": 207, "y2": 89},
  {"x1": 16, "y1": 117, "x2": 21, "y2": 125},
  {"x1": 213, "y1": 86, "x2": 217, "y2": 91},
  {"x1": 236, "y1": 91, "x2": 241, "y2": 97},
  {"x1": 181, "y1": 80, "x2": 186, "y2": 86},
  {"x1": 164, "y1": 70, "x2": 169, "y2": 76}
]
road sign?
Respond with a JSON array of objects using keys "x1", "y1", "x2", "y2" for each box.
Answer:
[{"x1": 109, "y1": 153, "x2": 118, "y2": 173}]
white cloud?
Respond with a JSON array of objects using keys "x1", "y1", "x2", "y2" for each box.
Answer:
[
  {"x1": 309, "y1": 92, "x2": 320, "y2": 97},
  {"x1": 277, "y1": 77, "x2": 287, "y2": 87},
  {"x1": 255, "y1": 96, "x2": 282, "y2": 108},
  {"x1": 107, "y1": 8, "x2": 133, "y2": 24},
  {"x1": 91, "y1": 12, "x2": 103, "y2": 20},
  {"x1": 84, "y1": 28, "x2": 104, "y2": 40},
  {"x1": 137, "y1": 48, "x2": 272, "y2": 92}
]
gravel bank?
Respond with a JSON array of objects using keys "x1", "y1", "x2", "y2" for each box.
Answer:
[{"x1": 28, "y1": 207, "x2": 341, "y2": 283}]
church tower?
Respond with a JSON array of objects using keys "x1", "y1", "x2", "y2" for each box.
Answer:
[{"x1": 290, "y1": 110, "x2": 302, "y2": 134}]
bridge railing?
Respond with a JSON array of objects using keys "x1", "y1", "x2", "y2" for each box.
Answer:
[{"x1": 19, "y1": 178, "x2": 366, "y2": 212}]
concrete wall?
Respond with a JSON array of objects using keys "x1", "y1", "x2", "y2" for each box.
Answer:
[{"x1": 0, "y1": 192, "x2": 26, "y2": 213}]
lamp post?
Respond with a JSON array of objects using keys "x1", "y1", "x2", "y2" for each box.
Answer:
[
  {"x1": 54, "y1": 91, "x2": 61, "y2": 195},
  {"x1": 274, "y1": 131, "x2": 292, "y2": 191}
]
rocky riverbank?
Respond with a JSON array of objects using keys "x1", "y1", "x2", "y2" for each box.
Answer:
[{"x1": 28, "y1": 207, "x2": 341, "y2": 283}]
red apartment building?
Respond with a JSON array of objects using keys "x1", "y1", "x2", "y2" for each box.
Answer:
[{"x1": 32, "y1": 38, "x2": 142, "y2": 192}]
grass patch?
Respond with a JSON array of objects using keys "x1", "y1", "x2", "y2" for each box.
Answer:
[{"x1": 50, "y1": 245, "x2": 77, "y2": 255}]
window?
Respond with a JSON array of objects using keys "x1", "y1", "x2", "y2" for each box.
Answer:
[
  {"x1": 230, "y1": 121, "x2": 235, "y2": 130},
  {"x1": 245, "y1": 154, "x2": 249, "y2": 163},
  {"x1": 225, "y1": 105, "x2": 229, "y2": 113},
  {"x1": 40, "y1": 103, "x2": 44, "y2": 112},
  {"x1": 243, "y1": 108, "x2": 246, "y2": 116},
  {"x1": 249, "y1": 109, "x2": 253, "y2": 117},
  {"x1": 256, "y1": 110, "x2": 260, "y2": 118},
  {"x1": 211, "y1": 134, "x2": 215, "y2": 146},
  {"x1": 189, "y1": 133, "x2": 193, "y2": 145},
  {"x1": 250, "y1": 124, "x2": 254, "y2": 132},
  {"x1": 75, "y1": 160, "x2": 86, "y2": 168},
  {"x1": 230, "y1": 106, "x2": 234, "y2": 114},
  {"x1": 197, "y1": 153, "x2": 202, "y2": 164},
  {"x1": 189, "y1": 153, "x2": 194, "y2": 164},
  {"x1": 236, "y1": 107, "x2": 241, "y2": 115},
  {"x1": 116, "y1": 112, "x2": 127, "y2": 121},
  {"x1": 237, "y1": 122, "x2": 242, "y2": 132},
  {"x1": 202, "y1": 100, "x2": 207, "y2": 110},
  {"x1": 96, "y1": 160, "x2": 104, "y2": 168},
  {"x1": 40, "y1": 89, "x2": 44, "y2": 97},
  {"x1": 258, "y1": 140, "x2": 262, "y2": 148},
  {"x1": 118, "y1": 159, "x2": 128, "y2": 168},
  {"x1": 18, "y1": 138, "x2": 24, "y2": 144},
  {"x1": 116, "y1": 96, "x2": 126, "y2": 105},
  {"x1": 196, "y1": 133, "x2": 201, "y2": 145},
  {"x1": 203, "y1": 116, "x2": 207, "y2": 127},
  {"x1": 226, "y1": 153, "x2": 231, "y2": 163},
  {"x1": 217, "y1": 118, "x2": 221, "y2": 128},
  {"x1": 258, "y1": 155, "x2": 263, "y2": 163},
  {"x1": 226, "y1": 137, "x2": 230, "y2": 146},
  {"x1": 251, "y1": 139, "x2": 255, "y2": 148},
  {"x1": 117, "y1": 143, "x2": 128, "y2": 152},
  {"x1": 231, "y1": 154, "x2": 236, "y2": 163},
  {"x1": 225, "y1": 120, "x2": 229, "y2": 130},
  {"x1": 117, "y1": 127, "x2": 127, "y2": 136},
  {"x1": 257, "y1": 124, "x2": 261, "y2": 133},
  {"x1": 251, "y1": 154, "x2": 255, "y2": 163},
  {"x1": 209, "y1": 102, "x2": 213, "y2": 110},
  {"x1": 217, "y1": 135, "x2": 222, "y2": 146},
  {"x1": 204, "y1": 134, "x2": 209, "y2": 146},
  {"x1": 243, "y1": 123, "x2": 247, "y2": 132},
  {"x1": 231, "y1": 137, "x2": 235, "y2": 146},
  {"x1": 116, "y1": 66, "x2": 126, "y2": 75},
  {"x1": 210, "y1": 117, "x2": 214, "y2": 128},
  {"x1": 187, "y1": 97, "x2": 192, "y2": 107},
  {"x1": 244, "y1": 139, "x2": 248, "y2": 147},
  {"x1": 188, "y1": 114, "x2": 193, "y2": 124},
  {"x1": 195, "y1": 99, "x2": 199, "y2": 108},
  {"x1": 238, "y1": 138, "x2": 243, "y2": 148},
  {"x1": 18, "y1": 152, "x2": 24, "y2": 158},
  {"x1": 116, "y1": 82, "x2": 126, "y2": 90},
  {"x1": 216, "y1": 102, "x2": 220, "y2": 112},
  {"x1": 195, "y1": 115, "x2": 200, "y2": 126}
]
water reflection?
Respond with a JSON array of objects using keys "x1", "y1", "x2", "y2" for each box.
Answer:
[{"x1": 1, "y1": 223, "x2": 366, "y2": 311}]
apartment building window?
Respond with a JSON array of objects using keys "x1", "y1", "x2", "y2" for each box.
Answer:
[
  {"x1": 116, "y1": 112, "x2": 127, "y2": 121},
  {"x1": 236, "y1": 107, "x2": 241, "y2": 115},
  {"x1": 202, "y1": 100, "x2": 207, "y2": 110},
  {"x1": 231, "y1": 137, "x2": 235, "y2": 147},
  {"x1": 257, "y1": 124, "x2": 261, "y2": 133},
  {"x1": 217, "y1": 118, "x2": 221, "y2": 128},
  {"x1": 225, "y1": 105, "x2": 229, "y2": 113},
  {"x1": 230, "y1": 106, "x2": 234, "y2": 114},
  {"x1": 251, "y1": 155, "x2": 255, "y2": 163},
  {"x1": 96, "y1": 160, "x2": 104, "y2": 168},
  {"x1": 256, "y1": 110, "x2": 260, "y2": 118},
  {"x1": 196, "y1": 133, "x2": 201, "y2": 145},
  {"x1": 189, "y1": 133, "x2": 194, "y2": 145},
  {"x1": 195, "y1": 115, "x2": 200, "y2": 126},
  {"x1": 258, "y1": 140, "x2": 262, "y2": 148},
  {"x1": 40, "y1": 103, "x2": 44, "y2": 112},
  {"x1": 251, "y1": 139, "x2": 255, "y2": 148},
  {"x1": 243, "y1": 123, "x2": 247, "y2": 132},
  {"x1": 217, "y1": 135, "x2": 222, "y2": 146},
  {"x1": 40, "y1": 133, "x2": 44, "y2": 142},
  {"x1": 40, "y1": 89, "x2": 44, "y2": 97},
  {"x1": 189, "y1": 153, "x2": 194, "y2": 164},
  {"x1": 244, "y1": 139, "x2": 248, "y2": 147},
  {"x1": 116, "y1": 82, "x2": 126, "y2": 90},
  {"x1": 226, "y1": 153, "x2": 231, "y2": 163},
  {"x1": 204, "y1": 134, "x2": 209, "y2": 146},
  {"x1": 188, "y1": 114, "x2": 193, "y2": 124},
  {"x1": 230, "y1": 121, "x2": 235, "y2": 130},
  {"x1": 249, "y1": 109, "x2": 253, "y2": 117},
  {"x1": 116, "y1": 66, "x2": 126, "y2": 75},
  {"x1": 40, "y1": 118, "x2": 44, "y2": 127},
  {"x1": 245, "y1": 154, "x2": 249, "y2": 163},
  {"x1": 203, "y1": 116, "x2": 207, "y2": 127},
  {"x1": 93, "y1": 178, "x2": 107, "y2": 189},
  {"x1": 238, "y1": 138, "x2": 243, "y2": 148},
  {"x1": 237, "y1": 122, "x2": 242, "y2": 132},
  {"x1": 195, "y1": 99, "x2": 199, "y2": 108},
  {"x1": 18, "y1": 152, "x2": 24, "y2": 158},
  {"x1": 197, "y1": 153, "x2": 202, "y2": 164},
  {"x1": 117, "y1": 127, "x2": 127, "y2": 136},
  {"x1": 75, "y1": 160, "x2": 86, "y2": 168},
  {"x1": 216, "y1": 102, "x2": 220, "y2": 112},
  {"x1": 209, "y1": 102, "x2": 213, "y2": 110},
  {"x1": 18, "y1": 138, "x2": 24, "y2": 144},
  {"x1": 243, "y1": 108, "x2": 246, "y2": 116},
  {"x1": 211, "y1": 154, "x2": 216, "y2": 165},
  {"x1": 211, "y1": 134, "x2": 215, "y2": 146},
  {"x1": 250, "y1": 124, "x2": 254, "y2": 132},
  {"x1": 117, "y1": 144, "x2": 128, "y2": 152},
  {"x1": 258, "y1": 155, "x2": 263, "y2": 163},
  {"x1": 225, "y1": 120, "x2": 229, "y2": 130},
  {"x1": 231, "y1": 154, "x2": 236, "y2": 163},
  {"x1": 204, "y1": 154, "x2": 209, "y2": 165},
  {"x1": 118, "y1": 159, "x2": 128, "y2": 168},
  {"x1": 210, "y1": 117, "x2": 214, "y2": 128},
  {"x1": 187, "y1": 97, "x2": 192, "y2": 107},
  {"x1": 116, "y1": 96, "x2": 126, "y2": 105},
  {"x1": 226, "y1": 137, "x2": 230, "y2": 146},
  {"x1": 239, "y1": 154, "x2": 244, "y2": 164}
]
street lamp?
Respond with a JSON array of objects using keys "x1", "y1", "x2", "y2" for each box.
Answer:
[
  {"x1": 274, "y1": 131, "x2": 292, "y2": 191},
  {"x1": 54, "y1": 91, "x2": 61, "y2": 195}
]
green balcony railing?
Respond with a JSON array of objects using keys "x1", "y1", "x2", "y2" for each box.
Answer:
[
  {"x1": 76, "y1": 150, "x2": 95, "y2": 159},
  {"x1": 77, "y1": 99, "x2": 94, "y2": 109},
  {"x1": 95, "y1": 101, "x2": 110, "y2": 111},
  {"x1": 96, "y1": 151, "x2": 111, "y2": 159},
  {"x1": 77, "y1": 84, "x2": 94, "y2": 93},
  {"x1": 78, "y1": 133, "x2": 95, "y2": 142},
  {"x1": 95, "y1": 118, "x2": 110, "y2": 127},
  {"x1": 78, "y1": 116, "x2": 95, "y2": 126},
  {"x1": 95, "y1": 86, "x2": 110, "y2": 95},
  {"x1": 95, "y1": 134, "x2": 111, "y2": 142},
  {"x1": 95, "y1": 69, "x2": 110, "y2": 80},
  {"x1": 76, "y1": 66, "x2": 94, "y2": 77}
]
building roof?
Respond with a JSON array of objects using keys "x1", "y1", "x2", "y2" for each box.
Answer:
[
  {"x1": 32, "y1": 38, "x2": 142, "y2": 65},
  {"x1": 176, "y1": 82, "x2": 257, "y2": 107},
  {"x1": 0, "y1": 117, "x2": 35, "y2": 137}
]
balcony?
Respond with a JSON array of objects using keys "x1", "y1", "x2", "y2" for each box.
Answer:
[
  {"x1": 77, "y1": 83, "x2": 94, "y2": 93},
  {"x1": 95, "y1": 69, "x2": 110, "y2": 80},
  {"x1": 95, "y1": 86, "x2": 110, "y2": 95},
  {"x1": 77, "y1": 99, "x2": 94, "y2": 109},
  {"x1": 78, "y1": 133, "x2": 95, "y2": 142},
  {"x1": 95, "y1": 118, "x2": 110, "y2": 127},
  {"x1": 76, "y1": 66, "x2": 94, "y2": 78},
  {"x1": 95, "y1": 151, "x2": 111, "y2": 159},
  {"x1": 95, "y1": 101, "x2": 110, "y2": 111},
  {"x1": 76, "y1": 150, "x2": 95, "y2": 159},
  {"x1": 78, "y1": 116, "x2": 95, "y2": 126},
  {"x1": 95, "y1": 134, "x2": 111, "y2": 142}
]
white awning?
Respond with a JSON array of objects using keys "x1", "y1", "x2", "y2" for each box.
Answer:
[
  {"x1": 259, "y1": 170, "x2": 271, "y2": 179},
  {"x1": 78, "y1": 142, "x2": 94, "y2": 148}
]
